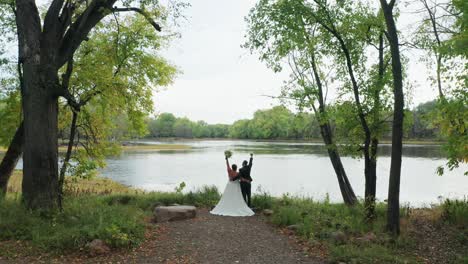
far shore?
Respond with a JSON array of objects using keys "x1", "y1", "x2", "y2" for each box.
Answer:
[{"x1": 130, "y1": 137, "x2": 445, "y2": 145}]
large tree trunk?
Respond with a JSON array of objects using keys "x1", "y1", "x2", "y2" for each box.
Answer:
[
  {"x1": 380, "y1": 0, "x2": 405, "y2": 235},
  {"x1": 16, "y1": 0, "x2": 61, "y2": 210},
  {"x1": 21, "y1": 67, "x2": 60, "y2": 210},
  {"x1": 0, "y1": 122, "x2": 24, "y2": 196}
]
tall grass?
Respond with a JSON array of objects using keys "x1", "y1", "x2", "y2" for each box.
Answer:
[
  {"x1": 268, "y1": 194, "x2": 418, "y2": 263},
  {"x1": 1, "y1": 173, "x2": 221, "y2": 254},
  {"x1": 441, "y1": 198, "x2": 468, "y2": 228}
]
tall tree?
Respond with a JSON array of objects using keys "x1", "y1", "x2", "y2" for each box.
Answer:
[
  {"x1": 10, "y1": 0, "x2": 184, "y2": 210},
  {"x1": 244, "y1": 0, "x2": 358, "y2": 205},
  {"x1": 55, "y1": 17, "x2": 177, "y2": 206},
  {"x1": 380, "y1": 0, "x2": 405, "y2": 235},
  {"x1": 413, "y1": 0, "x2": 467, "y2": 175},
  {"x1": 298, "y1": 0, "x2": 393, "y2": 219}
]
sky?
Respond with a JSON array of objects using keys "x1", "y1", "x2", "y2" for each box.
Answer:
[
  {"x1": 155, "y1": 0, "x2": 287, "y2": 124},
  {"x1": 154, "y1": 0, "x2": 442, "y2": 124}
]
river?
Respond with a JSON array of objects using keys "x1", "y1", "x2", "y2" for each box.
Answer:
[{"x1": 97, "y1": 140, "x2": 467, "y2": 207}]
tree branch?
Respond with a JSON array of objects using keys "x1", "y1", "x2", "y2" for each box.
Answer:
[{"x1": 113, "y1": 7, "x2": 161, "y2": 31}]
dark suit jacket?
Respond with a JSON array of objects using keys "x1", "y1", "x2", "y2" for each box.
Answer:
[{"x1": 238, "y1": 157, "x2": 253, "y2": 182}]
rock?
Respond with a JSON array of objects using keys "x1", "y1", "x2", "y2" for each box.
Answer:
[
  {"x1": 154, "y1": 205, "x2": 197, "y2": 222},
  {"x1": 263, "y1": 209, "x2": 274, "y2": 216},
  {"x1": 287, "y1": 224, "x2": 302, "y2": 231},
  {"x1": 86, "y1": 239, "x2": 110, "y2": 256},
  {"x1": 170, "y1": 203, "x2": 181, "y2": 206},
  {"x1": 355, "y1": 232, "x2": 377, "y2": 244},
  {"x1": 331, "y1": 231, "x2": 347, "y2": 244},
  {"x1": 251, "y1": 207, "x2": 261, "y2": 213}
]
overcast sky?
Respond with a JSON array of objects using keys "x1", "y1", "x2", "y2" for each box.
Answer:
[{"x1": 154, "y1": 0, "x2": 444, "y2": 124}]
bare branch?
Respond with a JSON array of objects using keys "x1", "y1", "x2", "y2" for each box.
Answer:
[{"x1": 113, "y1": 7, "x2": 161, "y2": 31}]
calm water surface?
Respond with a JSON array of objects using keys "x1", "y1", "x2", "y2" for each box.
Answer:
[{"x1": 98, "y1": 140, "x2": 467, "y2": 207}]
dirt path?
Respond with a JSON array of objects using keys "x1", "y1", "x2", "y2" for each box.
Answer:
[
  {"x1": 0, "y1": 209, "x2": 323, "y2": 264},
  {"x1": 142, "y1": 209, "x2": 322, "y2": 264}
]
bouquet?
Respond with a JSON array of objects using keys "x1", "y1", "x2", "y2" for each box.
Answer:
[{"x1": 224, "y1": 150, "x2": 233, "y2": 159}]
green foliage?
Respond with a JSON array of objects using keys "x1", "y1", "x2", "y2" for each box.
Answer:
[
  {"x1": 174, "y1": 181, "x2": 186, "y2": 193},
  {"x1": 330, "y1": 244, "x2": 416, "y2": 264},
  {"x1": 229, "y1": 106, "x2": 320, "y2": 139},
  {"x1": 268, "y1": 195, "x2": 421, "y2": 263},
  {"x1": 0, "y1": 178, "x2": 221, "y2": 253},
  {"x1": 442, "y1": 0, "x2": 468, "y2": 58},
  {"x1": 0, "y1": 196, "x2": 145, "y2": 251},
  {"x1": 412, "y1": 0, "x2": 467, "y2": 174},
  {"x1": 146, "y1": 113, "x2": 230, "y2": 138},
  {"x1": 251, "y1": 186, "x2": 275, "y2": 210},
  {"x1": 432, "y1": 97, "x2": 468, "y2": 174},
  {"x1": 148, "y1": 113, "x2": 177, "y2": 137},
  {"x1": 57, "y1": 16, "x2": 178, "y2": 178},
  {"x1": 441, "y1": 198, "x2": 468, "y2": 228},
  {"x1": 0, "y1": 90, "x2": 20, "y2": 147}
]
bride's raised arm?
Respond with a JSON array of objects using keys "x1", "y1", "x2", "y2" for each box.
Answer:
[{"x1": 226, "y1": 158, "x2": 232, "y2": 173}]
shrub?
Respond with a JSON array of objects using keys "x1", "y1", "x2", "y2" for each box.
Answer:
[
  {"x1": 0, "y1": 196, "x2": 145, "y2": 252},
  {"x1": 441, "y1": 198, "x2": 468, "y2": 228}
]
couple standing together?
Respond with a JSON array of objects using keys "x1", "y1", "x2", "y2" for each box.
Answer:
[{"x1": 210, "y1": 153, "x2": 255, "y2": 217}]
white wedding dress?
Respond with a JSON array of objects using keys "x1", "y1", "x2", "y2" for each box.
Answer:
[{"x1": 210, "y1": 180, "x2": 254, "y2": 217}]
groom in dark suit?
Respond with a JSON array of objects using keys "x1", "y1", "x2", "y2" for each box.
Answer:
[{"x1": 239, "y1": 153, "x2": 253, "y2": 207}]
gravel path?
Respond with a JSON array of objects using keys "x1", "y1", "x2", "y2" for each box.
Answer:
[
  {"x1": 0, "y1": 209, "x2": 323, "y2": 264},
  {"x1": 143, "y1": 209, "x2": 322, "y2": 264}
]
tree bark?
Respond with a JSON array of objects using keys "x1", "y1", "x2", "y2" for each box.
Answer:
[
  {"x1": 380, "y1": 0, "x2": 405, "y2": 235},
  {"x1": 319, "y1": 122, "x2": 358, "y2": 205},
  {"x1": 58, "y1": 110, "x2": 78, "y2": 208},
  {"x1": 364, "y1": 33, "x2": 385, "y2": 221},
  {"x1": 365, "y1": 138, "x2": 378, "y2": 220},
  {"x1": 16, "y1": 0, "x2": 61, "y2": 210},
  {"x1": 0, "y1": 122, "x2": 24, "y2": 196},
  {"x1": 21, "y1": 67, "x2": 61, "y2": 210},
  {"x1": 309, "y1": 51, "x2": 357, "y2": 206}
]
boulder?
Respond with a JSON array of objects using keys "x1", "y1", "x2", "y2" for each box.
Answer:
[
  {"x1": 287, "y1": 224, "x2": 302, "y2": 231},
  {"x1": 154, "y1": 205, "x2": 197, "y2": 222},
  {"x1": 86, "y1": 239, "x2": 110, "y2": 256},
  {"x1": 355, "y1": 232, "x2": 377, "y2": 244},
  {"x1": 331, "y1": 231, "x2": 347, "y2": 244},
  {"x1": 263, "y1": 209, "x2": 274, "y2": 216}
]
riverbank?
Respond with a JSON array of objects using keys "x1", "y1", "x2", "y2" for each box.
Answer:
[{"x1": 1, "y1": 173, "x2": 467, "y2": 263}]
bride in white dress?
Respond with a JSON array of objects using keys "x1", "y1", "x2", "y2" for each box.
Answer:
[{"x1": 210, "y1": 156, "x2": 254, "y2": 217}]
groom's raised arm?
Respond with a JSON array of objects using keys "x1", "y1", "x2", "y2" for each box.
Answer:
[{"x1": 248, "y1": 154, "x2": 253, "y2": 169}]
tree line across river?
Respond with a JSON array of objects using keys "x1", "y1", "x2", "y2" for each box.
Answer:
[{"x1": 146, "y1": 101, "x2": 440, "y2": 141}]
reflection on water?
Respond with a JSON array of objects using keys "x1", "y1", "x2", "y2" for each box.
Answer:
[{"x1": 100, "y1": 140, "x2": 467, "y2": 207}]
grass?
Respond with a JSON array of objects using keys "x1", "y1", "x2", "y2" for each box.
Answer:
[
  {"x1": 251, "y1": 193, "x2": 467, "y2": 263},
  {"x1": 6, "y1": 171, "x2": 137, "y2": 195},
  {"x1": 1, "y1": 171, "x2": 219, "y2": 255},
  {"x1": 2, "y1": 172, "x2": 466, "y2": 263},
  {"x1": 441, "y1": 198, "x2": 468, "y2": 229}
]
